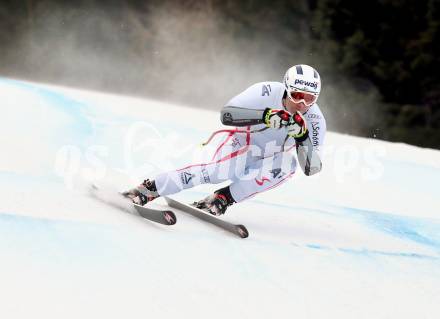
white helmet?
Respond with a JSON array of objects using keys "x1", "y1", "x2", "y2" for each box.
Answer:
[{"x1": 283, "y1": 64, "x2": 321, "y2": 106}]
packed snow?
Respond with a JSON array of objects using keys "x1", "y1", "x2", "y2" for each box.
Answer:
[{"x1": 1, "y1": 77, "x2": 439, "y2": 319}]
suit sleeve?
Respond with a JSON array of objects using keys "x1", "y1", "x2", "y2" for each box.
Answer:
[
  {"x1": 295, "y1": 136, "x2": 322, "y2": 176},
  {"x1": 219, "y1": 82, "x2": 283, "y2": 127},
  {"x1": 296, "y1": 112, "x2": 326, "y2": 176},
  {"x1": 307, "y1": 115, "x2": 327, "y2": 158},
  {"x1": 220, "y1": 106, "x2": 266, "y2": 126}
]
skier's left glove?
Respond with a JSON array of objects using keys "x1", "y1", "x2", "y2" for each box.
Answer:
[{"x1": 287, "y1": 111, "x2": 308, "y2": 142}]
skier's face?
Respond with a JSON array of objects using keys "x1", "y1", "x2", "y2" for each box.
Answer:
[{"x1": 284, "y1": 97, "x2": 310, "y2": 114}]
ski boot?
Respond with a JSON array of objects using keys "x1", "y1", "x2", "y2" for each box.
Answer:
[
  {"x1": 194, "y1": 186, "x2": 236, "y2": 216},
  {"x1": 122, "y1": 179, "x2": 159, "y2": 206}
]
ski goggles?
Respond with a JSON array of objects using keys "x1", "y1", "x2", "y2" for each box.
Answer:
[{"x1": 288, "y1": 90, "x2": 318, "y2": 106}]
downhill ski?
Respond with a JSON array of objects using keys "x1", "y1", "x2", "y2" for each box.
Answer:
[
  {"x1": 89, "y1": 185, "x2": 176, "y2": 226},
  {"x1": 164, "y1": 196, "x2": 248, "y2": 238}
]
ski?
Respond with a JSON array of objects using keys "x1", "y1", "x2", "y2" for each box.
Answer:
[
  {"x1": 164, "y1": 196, "x2": 249, "y2": 238},
  {"x1": 89, "y1": 185, "x2": 176, "y2": 226},
  {"x1": 132, "y1": 204, "x2": 177, "y2": 226}
]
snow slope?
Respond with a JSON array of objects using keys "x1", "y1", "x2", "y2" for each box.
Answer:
[{"x1": 1, "y1": 77, "x2": 439, "y2": 319}]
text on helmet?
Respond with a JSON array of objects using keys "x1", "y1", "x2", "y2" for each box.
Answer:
[{"x1": 293, "y1": 79, "x2": 318, "y2": 89}]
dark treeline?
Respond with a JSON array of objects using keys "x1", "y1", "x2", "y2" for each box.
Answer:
[{"x1": 1, "y1": 0, "x2": 439, "y2": 148}]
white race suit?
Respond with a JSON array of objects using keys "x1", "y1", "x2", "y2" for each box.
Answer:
[{"x1": 154, "y1": 81, "x2": 326, "y2": 202}]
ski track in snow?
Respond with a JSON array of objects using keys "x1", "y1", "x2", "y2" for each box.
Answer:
[{"x1": 1, "y1": 77, "x2": 440, "y2": 319}]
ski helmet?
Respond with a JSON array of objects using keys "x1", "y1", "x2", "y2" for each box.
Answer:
[{"x1": 283, "y1": 64, "x2": 321, "y2": 106}]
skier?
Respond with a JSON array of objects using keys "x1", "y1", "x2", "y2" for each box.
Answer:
[{"x1": 124, "y1": 64, "x2": 326, "y2": 216}]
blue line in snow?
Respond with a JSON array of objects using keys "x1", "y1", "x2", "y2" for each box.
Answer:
[
  {"x1": 253, "y1": 199, "x2": 440, "y2": 252},
  {"x1": 339, "y1": 206, "x2": 440, "y2": 250},
  {"x1": 337, "y1": 247, "x2": 438, "y2": 260},
  {"x1": 297, "y1": 243, "x2": 438, "y2": 260},
  {"x1": 0, "y1": 211, "x2": 137, "y2": 267},
  {"x1": 0, "y1": 77, "x2": 93, "y2": 144}
]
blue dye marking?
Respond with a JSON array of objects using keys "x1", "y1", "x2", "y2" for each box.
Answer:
[
  {"x1": 256, "y1": 199, "x2": 440, "y2": 250},
  {"x1": 293, "y1": 243, "x2": 439, "y2": 260},
  {"x1": 253, "y1": 199, "x2": 440, "y2": 256},
  {"x1": 306, "y1": 244, "x2": 328, "y2": 250},
  {"x1": 337, "y1": 247, "x2": 438, "y2": 260},
  {"x1": 0, "y1": 211, "x2": 140, "y2": 268},
  {"x1": 339, "y1": 206, "x2": 440, "y2": 250},
  {"x1": 0, "y1": 77, "x2": 93, "y2": 145}
]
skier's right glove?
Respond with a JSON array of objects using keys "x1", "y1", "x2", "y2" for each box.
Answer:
[{"x1": 263, "y1": 108, "x2": 291, "y2": 129}]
